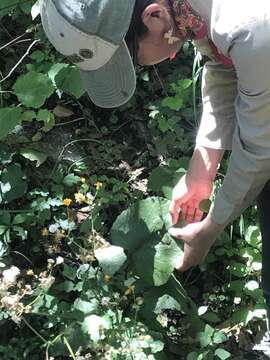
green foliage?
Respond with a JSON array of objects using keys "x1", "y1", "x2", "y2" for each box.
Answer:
[
  {"x1": 0, "y1": 2, "x2": 267, "y2": 359},
  {"x1": 13, "y1": 71, "x2": 55, "y2": 108},
  {"x1": 0, "y1": 108, "x2": 22, "y2": 140}
]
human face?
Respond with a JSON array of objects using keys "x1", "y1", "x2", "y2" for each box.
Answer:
[
  {"x1": 137, "y1": 2, "x2": 182, "y2": 66},
  {"x1": 138, "y1": 33, "x2": 182, "y2": 65}
]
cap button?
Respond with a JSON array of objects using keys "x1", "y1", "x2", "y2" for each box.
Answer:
[{"x1": 79, "y1": 49, "x2": 94, "y2": 59}]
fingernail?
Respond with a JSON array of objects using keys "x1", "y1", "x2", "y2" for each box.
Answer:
[{"x1": 169, "y1": 228, "x2": 180, "y2": 237}]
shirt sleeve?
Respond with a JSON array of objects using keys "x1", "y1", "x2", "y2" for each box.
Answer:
[
  {"x1": 194, "y1": 38, "x2": 238, "y2": 150},
  {"x1": 211, "y1": 22, "x2": 270, "y2": 225}
]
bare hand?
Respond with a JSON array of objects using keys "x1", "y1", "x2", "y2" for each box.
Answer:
[
  {"x1": 169, "y1": 174, "x2": 213, "y2": 225},
  {"x1": 169, "y1": 215, "x2": 225, "y2": 272}
]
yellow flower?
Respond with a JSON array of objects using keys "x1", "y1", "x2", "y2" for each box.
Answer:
[
  {"x1": 80, "y1": 177, "x2": 86, "y2": 183},
  {"x1": 26, "y1": 269, "x2": 34, "y2": 276},
  {"x1": 125, "y1": 285, "x2": 135, "y2": 296},
  {"x1": 94, "y1": 181, "x2": 103, "y2": 190},
  {"x1": 63, "y1": 198, "x2": 72, "y2": 206},
  {"x1": 74, "y1": 192, "x2": 87, "y2": 204},
  {"x1": 104, "y1": 274, "x2": 111, "y2": 283},
  {"x1": 41, "y1": 227, "x2": 49, "y2": 236}
]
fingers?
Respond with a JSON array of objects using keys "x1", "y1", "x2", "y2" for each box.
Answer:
[
  {"x1": 169, "y1": 199, "x2": 181, "y2": 225},
  {"x1": 170, "y1": 199, "x2": 204, "y2": 225},
  {"x1": 194, "y1": 207, "x2": 203, "y2": 223}
]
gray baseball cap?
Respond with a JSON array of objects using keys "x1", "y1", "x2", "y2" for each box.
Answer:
[{"x1": 40, "y1": 0, "x2": 136, "y2": 108}]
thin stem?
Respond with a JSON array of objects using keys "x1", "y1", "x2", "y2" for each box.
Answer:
[
  {"x1": 22, "y1": 316, "x2": 48, "y2": 344},
  {"x1": 63, "y1": 336, "x2": 76, "y2": 360},
  {"x1": 0, "y1": 40, "x2": 40, "y2": 83}
]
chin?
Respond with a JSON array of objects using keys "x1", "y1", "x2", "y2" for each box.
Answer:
[{"x1": 140, "y1": 56, "x2": 171, "y2": 66}]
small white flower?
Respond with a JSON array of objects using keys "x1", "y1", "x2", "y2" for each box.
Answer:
[
  {"x1": 56, "y1": 256, "x2": 64, "y2": 265},
  {"x1": 49, "y1": 224, "x2": 59, "y2": 233},
  {"x1": 40, "y1": 276, "x2": 55, "y2": 289},
  {"x1": 1, "y1": 294, "x2": 20, "y2": 309},
  {"x1": 2, "y1": 266, "x2": 20, "y2": 288}
]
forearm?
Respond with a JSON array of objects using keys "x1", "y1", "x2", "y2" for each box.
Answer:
[{"x1": 188, "y1": 145, "x2": 224, "y2": 181}]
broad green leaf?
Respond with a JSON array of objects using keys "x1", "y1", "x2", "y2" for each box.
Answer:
[
  {"x1": 161, "y1": 96, "x2": 183, "y2": 111},
  {"x1": 148, "y1": 163, "x2": 187, "y2": 199},
  {"x1": 0, "y1": 212, "x2": 11, "y2": 225},
  {"x1": 228, "y1": 262, "x2": 248, "y2": 278},
  {"x1": 213, "y1": 331, "x2": 227, "y2": 344},
  {"x1": 63, "y1": 264, "x2": 77, "y2": 280},
  {"x1": 201, "y1": 311, "x2": 221, "y2": 324},
  {"x1": 55, "y1": 66, "x2": 85, "y2": 99},
  {"x1": 197, "y1": 324, "x2": 215, "y2": 348},
  {"x1": 21, "y1": 110, "x2": 36, "y2": 122},
  {"x1": 73, "y1": 298, "x2": 99, "y2": 314},
  {"x1": 187, "y1": 353, "x2": 200, "y2": 360},
  {"x1": 132, "y1": 232, "x2": 183, "y2": 286},
  {"x1": 245, "y1": 225, "x2": 261, "y2": 246},
  {"x1": 154, "y1": 294, "x2": 182, "y2": 313},
  {"x1": 0, "y1": 108, "x2": 22, "y2": 140},
  {"x1": 214, "y1": 348, "x2": 231, "y2": 359},
  {"x1": 111, "y1": 197, "x2": 172, "y2": 252},
  {"x1": 94, "y1": 245, "x2": 127, "y2": 276},
  {"x1": 0, "y1": 226, "x2": 7, "y2": 236},
  {"x1": 63, "y1": 174, "x2": 81, "y2": 187},
  {"x1": 48, "y1": 63, "x2": 69, "y2": 84},
  {"x1": 13, "y1": 71, "x2": 55, "y2": 108},
  {"x1": 0, "y1": 164, "x2": 27, "y2": 203},
  {"x1": 13, "y1": 226, "x2": 27, "y2": 240},
  {"x1": 20, "y1": 148, "x2": 47, "y2": 167}
]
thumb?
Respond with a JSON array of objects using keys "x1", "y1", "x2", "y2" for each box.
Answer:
[
  {"x1": 168, "y1": 227, "x2": 185, "y2": 239},
  {"x1": 169, "y1": 200, "x2": 181, "y2": 225}
]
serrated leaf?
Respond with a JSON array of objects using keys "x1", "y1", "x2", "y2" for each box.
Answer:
[
  {"x1": 0, "y1": 108, "x2": 22, "y2": 140},
  {"x1": 161, "y1": 96, "x2": 183, "y2": 111},
  {"x1": 20, "y1": 148, "x2": 47, "y2": 167},
  {"x1": 94, "y1": 245, "x2": 127, "y2": 276},
  {"x1": 13, "y1": 71, "x2": 55, "y2": 108}
]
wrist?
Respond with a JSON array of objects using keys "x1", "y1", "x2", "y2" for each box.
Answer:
[
  {"x1": 204, "y1": 213, "x2": 225, "y2": 233},
  {"x1": 188, "y1": 146, "x2": 224, "y2": 182}
]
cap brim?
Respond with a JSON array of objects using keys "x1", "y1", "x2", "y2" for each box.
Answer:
[{"x1": 80, "y1": 41, "x2": 136, "y2": 108}]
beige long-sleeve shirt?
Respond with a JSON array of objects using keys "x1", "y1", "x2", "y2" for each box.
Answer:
[{"x1": 189, "y1": 0, "x2": 270, "y2": 225}]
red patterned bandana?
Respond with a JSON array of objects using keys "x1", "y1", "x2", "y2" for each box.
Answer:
[
  {"x1": 171, "y1": 0, "x2": 208, "y2": 40},
  {"x1": 171, "y1": 0, "x2": 234, "y2": 68}
]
